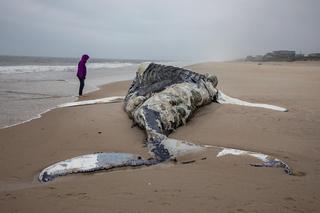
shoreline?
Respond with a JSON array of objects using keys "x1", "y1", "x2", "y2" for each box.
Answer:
[
  {"x1": 0, "y1": 61, "x2": 319, "y2": 212},
  {"x1": 0, "y1": 62, "x2": 140, "y2": 129},
  {"x1": 0, "y1": 79, "x2": 126, "y2": 130}
]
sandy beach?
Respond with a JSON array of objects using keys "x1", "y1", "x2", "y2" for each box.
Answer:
[{"x1": 0, "y1": 61, "x2": 319, "y2": 212}]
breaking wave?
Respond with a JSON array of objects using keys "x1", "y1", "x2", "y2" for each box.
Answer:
[{"x1": 0, "y1": 62, "x2": 135, "y2": 74}]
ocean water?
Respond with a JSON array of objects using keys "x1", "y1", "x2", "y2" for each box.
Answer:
[
  {"x1": 0, "y1": 56, "x2": 148, "y2": 128},
  {"x1": 0, "y1": 56, "x2": 195, "y2": 128}
]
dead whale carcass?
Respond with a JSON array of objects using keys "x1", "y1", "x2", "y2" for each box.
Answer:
[
  {"x1": 38, "y1": 63, "x2": 291, "y2": 182},
  {"x1": 124, "y1": 63, "x2": 219, "y2": 161},
  {"x1": 124, "y1": 63, "x2": 291, "y2": 172}
]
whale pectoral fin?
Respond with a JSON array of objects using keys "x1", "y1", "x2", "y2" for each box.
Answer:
[
  {"x1": 216, "y1": 91, "x2": 288, "y2": 112},
  {"x1": 58, "y1": 96, "x2": 125, "y2": 108}
]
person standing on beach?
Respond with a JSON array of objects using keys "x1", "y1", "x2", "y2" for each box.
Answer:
[{"x1": 77, "y1": 54, "x2": 90, "y2": 96}]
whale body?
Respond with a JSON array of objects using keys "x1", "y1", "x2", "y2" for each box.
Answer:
[{"x1": 39, "y1": 63, "x2": 291, "y2": 182}]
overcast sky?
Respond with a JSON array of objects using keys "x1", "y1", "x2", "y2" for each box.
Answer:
[{"x1": 1, "y1": 0, "x2": 319, "y2": 61}]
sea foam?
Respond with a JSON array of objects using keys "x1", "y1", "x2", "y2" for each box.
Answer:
[{"x1": 0, "y1": 62, "x2": 134, "y2": 74}]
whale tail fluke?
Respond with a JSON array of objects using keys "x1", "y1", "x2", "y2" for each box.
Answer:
[
  {"x1": 38, "y1": 152, "x2": 158, "y2": 183},
  {"x1": 39, "y1": 146, "x2": 292, "y2": 183},
  {"x1": 215, "y1": 147, "x2": 292, "y2": 175}
]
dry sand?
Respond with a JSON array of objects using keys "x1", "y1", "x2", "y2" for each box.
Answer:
[{"x1": 0, "y1": 61, "x2": 319, "y2": 212}]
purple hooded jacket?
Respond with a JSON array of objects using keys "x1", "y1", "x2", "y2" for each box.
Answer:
[{"x1": 77, "y1": 54, "x2": 89, "y2": 79}]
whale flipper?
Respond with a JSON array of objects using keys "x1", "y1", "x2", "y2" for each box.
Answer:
[
  {"x1": 58, "y1": 96, "x2": 125, "y2": 108},
  {"x1": 216, "y1": 91, "x2": 288, "y2": 112}
]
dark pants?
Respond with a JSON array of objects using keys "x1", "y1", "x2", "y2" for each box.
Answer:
[{"x1": 78, "y1": 78, "x2": 85, "y2": 96}]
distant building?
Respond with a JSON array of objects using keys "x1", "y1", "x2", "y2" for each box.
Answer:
[
  {"x1": 246, "y1": 51, "x2": 320, "y2": 62},
  {"x1": 262, "y1": 50, "x2": 296, "y2": 62},
  {"x1": 295, "y1": 54, "x2": 305, "y2": 61},
  {"x1": 307, "y1": 53, "x2": 320, "y2": 60}
]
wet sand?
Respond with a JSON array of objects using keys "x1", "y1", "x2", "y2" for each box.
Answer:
[{"x1": 0, "y1": 61, "x2": 319, "y2": 212}]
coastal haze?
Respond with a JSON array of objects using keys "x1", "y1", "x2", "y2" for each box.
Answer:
[
  {"x1": 0, "y1": 1, "x2": 320, "y2": 213},
  {"x1": 0, "y1": 0, "x2": 320, "y2": 60}
]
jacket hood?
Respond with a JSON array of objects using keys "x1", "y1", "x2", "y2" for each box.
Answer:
[{"x1": 81, "y1": 54, "x2": 90, "y2": 62}]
